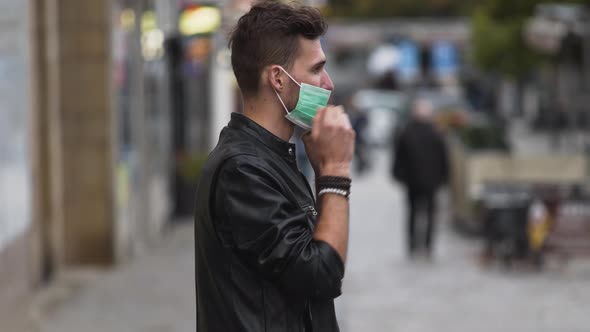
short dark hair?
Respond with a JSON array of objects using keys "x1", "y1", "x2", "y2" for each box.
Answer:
[{"x1": 228, "y1": 1, "x2": 327, "y2": 97}]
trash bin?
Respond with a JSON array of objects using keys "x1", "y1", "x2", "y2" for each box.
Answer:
[{"x1": 480, "y1": 183, "x2": 531, "y2": 267}]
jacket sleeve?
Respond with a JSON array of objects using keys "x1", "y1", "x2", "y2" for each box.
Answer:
[{"x1": 214, "y1": 156, "x2": 344, "y2": 300}]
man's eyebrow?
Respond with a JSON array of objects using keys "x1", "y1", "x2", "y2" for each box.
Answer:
[{"x1": 311, "y1": 60, "x2": 326, "y2": 69}]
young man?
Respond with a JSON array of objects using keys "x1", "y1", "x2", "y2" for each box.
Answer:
[{"x1": 193, "y1": 1, "x2": 355, "y2": 331}]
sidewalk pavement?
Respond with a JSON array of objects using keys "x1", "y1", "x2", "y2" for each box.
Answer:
[{"x1": 31, "y1": 224, "x2": 196, "y2": 332}]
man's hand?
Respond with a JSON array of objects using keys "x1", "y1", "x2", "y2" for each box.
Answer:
[
  {"x1": 303, "y1": 105, "x2": 354, "y2": 264},
  {"x1": 303, "y1": 106, "x2": 355, "y2": 177}
]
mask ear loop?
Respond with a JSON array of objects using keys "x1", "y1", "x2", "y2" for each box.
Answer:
[
  {"x1": 273, "y1": 66, "x2": 301, "y2": 115},
  {"x1": 278, "y1": 67, "x2": 301, "y2": 87},
  {"x1": 274, "y1": 89, "x2": 290, "y2": 115}
]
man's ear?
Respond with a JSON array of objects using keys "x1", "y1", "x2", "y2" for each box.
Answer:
[{"x1": 267, "y1": 65, "x2": 284, "y2": 91}]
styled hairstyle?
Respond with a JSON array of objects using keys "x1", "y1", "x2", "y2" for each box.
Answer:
[{"x1": 228, "y1": 1, "x2": 327, "y2": 97}]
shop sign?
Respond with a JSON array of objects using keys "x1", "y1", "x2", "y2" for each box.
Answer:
[{"x1": 179, "y1": 5, "x2": 221, "y2": 36}]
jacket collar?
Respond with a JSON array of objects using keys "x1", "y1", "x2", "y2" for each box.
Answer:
[{"x1": 229, "y1": 113, "x2": 297, "y2": 160}]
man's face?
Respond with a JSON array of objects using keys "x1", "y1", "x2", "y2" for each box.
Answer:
[{"x1": 283, "y1": 37, "x2": 334, "y2": 110}]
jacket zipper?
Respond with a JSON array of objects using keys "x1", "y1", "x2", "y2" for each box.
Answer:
[
  {"x1": 305, "y1": 300, "x2": 313, "y2": 331},
  {"x1": 304, "y1": 205, "x2": 318, "y2": 217}
]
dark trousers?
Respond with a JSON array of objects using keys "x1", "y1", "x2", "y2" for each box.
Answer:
[{"x1": 406, "y1": 189, "x2": 436, "y2": 255}]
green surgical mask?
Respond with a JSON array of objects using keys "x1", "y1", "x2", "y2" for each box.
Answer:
[{"x1": 274, "y1": 67, "x2": 332, "y2": 131}]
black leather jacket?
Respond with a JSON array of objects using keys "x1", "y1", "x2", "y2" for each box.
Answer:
[{"x1": 194, "y1": 113, "x2": 344, "y2": 332}]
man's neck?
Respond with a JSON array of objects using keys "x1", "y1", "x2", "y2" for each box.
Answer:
[{"x1": 242, "y1": 95, "x2": 294, "y2": 142}]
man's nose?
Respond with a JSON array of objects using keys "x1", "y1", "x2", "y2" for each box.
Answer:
[{"x1": 321, "y1": 71, "x2": 334, "y2": 91}]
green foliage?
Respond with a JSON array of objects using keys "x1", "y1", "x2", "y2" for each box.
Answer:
[
  {"x1": 470, "y1": 0, "x2": 542, "y2": 77},
  {"x1": 470, "y1": 0, "x2": 588, "y2": 77},
  {"x1": 471, "y1": 8, "x2": 541, "y2": 77}
]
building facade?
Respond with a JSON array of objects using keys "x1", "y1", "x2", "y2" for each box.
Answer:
[
  {"x1": 0, "y1": 0, "x2": 256, "y2": 326},
  {"x1": 0, "y1": 0, "x2": 179, "y2": 322},
  {"x1": 0, "y1": 0, "x2": 34, "y2": 324}
]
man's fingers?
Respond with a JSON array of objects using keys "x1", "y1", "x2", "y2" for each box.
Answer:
[
  {"x1": 329, "y1": 106, "x2": 351, "y2": 131},
  {"x1": 313, "y1": 105, "x2": 352, "y2": 136},
  {"x1": 315, "y1": 106, "x2": 328, "y2": 125},
  {"x1": 341, "y1": 113, "x2": 352, "y2": 130},
  {"x1": 322, "y1": 106, "x2": 339, "y2": 127},
  {"x1": 312, "y1": 107, "x2": 328, "y2": 140}
]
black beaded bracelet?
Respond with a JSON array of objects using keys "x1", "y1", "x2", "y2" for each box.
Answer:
[
  {"x1": 317, "y1": 176, "x2": 352, "y2": 185},
  {"x1": 316, "y1": 175, "x2": 351, "y2": 194}
]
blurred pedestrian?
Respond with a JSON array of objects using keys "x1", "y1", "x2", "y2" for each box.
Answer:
[
  {"x1": 392, "y1": 99, "x2": 449, "y2": 258},
  {"x1": 349, "y1": 98, "x2": 370, "y2": 174},
  {"x1": 193, "y1": 2, "x2": 355, "y2": 331}
]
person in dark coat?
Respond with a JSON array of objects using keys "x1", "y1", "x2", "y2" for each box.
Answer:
[{"x1": 392, "y1": 99, "x2": 449, "y2": 258}]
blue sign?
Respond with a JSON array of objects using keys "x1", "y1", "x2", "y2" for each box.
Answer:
[
  {"x1": 396, "y1": 41, "x2": 419, "y2": 81},
  {"x1": 431, "y1": 41, "x2": 458, "y2": 77}
]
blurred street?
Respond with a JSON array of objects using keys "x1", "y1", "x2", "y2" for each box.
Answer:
[
  {"x1": 1, "y1": 1, "x2": 590, "y2": 330},
  {"x1": 32, "y1": 149, "x2": 590, "y2": 332},
  {"x1": 340, "y1": 149, "x2": 590, "y2": 332}
]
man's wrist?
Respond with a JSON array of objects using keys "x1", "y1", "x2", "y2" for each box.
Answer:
[{"x1": 319, "y1": 163, "x2": 350, "y2": 177}]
